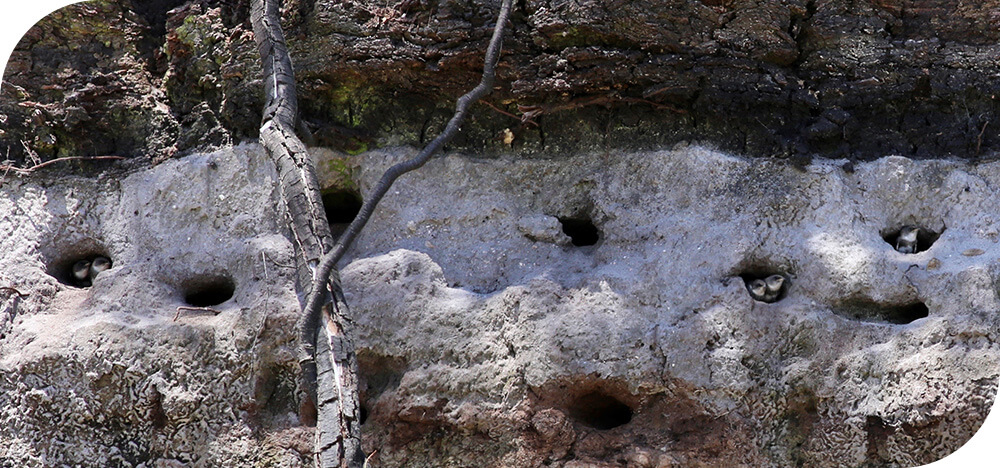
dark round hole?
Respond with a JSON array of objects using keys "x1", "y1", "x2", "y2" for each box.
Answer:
[
  {"x1": 48, "y1": 253, "x2": 113, "y2": 288},
  {"x1": 322, "y1": 189, "x2": 363, "y2": 224},
  {"x1": 881, "y1": 225, "x2": 943, "y2": 254},
  {"x1": 568, "y1": 392, "x2": 633, "y2": 430},
  {"x1": 182, "y1": 276, "x2": 235, "y2": 307},
  {"x1": 559, "y1": 216, "x2": 600, "y2": 247},
  {"x1": 833, "y1": 299, "x2": 928, "y2": 324},
  {"x1": 739, "y1": 272, "x2": 789, "y2": 303}
]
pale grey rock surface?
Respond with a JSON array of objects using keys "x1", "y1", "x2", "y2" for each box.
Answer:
[{"x1": 1, "y1": 143, "x2": 998, "y2": 467}]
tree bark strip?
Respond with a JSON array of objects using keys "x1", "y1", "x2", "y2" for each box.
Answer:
[
  {"x1": 250, "y1": 1, "x2": 363, "y2": 467},
  {"x1": 253, "y1": 0, "x2": 512, "y2": 466},
  {"x1": 300, "y1": 0, "x2": 513, "y2": 371}
]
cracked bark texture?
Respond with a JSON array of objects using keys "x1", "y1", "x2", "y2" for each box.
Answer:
[
  {"x1": 3, "y1": 0, "x2": 1000, "y2": 165},
  {"x1": 250, "y1": 0, "x2": 363, "y2": 466}
]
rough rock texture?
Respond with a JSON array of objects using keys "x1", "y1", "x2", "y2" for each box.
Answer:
[
  {"x1": 3, "y1": 0, "x2": 1000, "y2": 164},
  {"x1": 4, "y1": 0, "x2": 1000, "y2": 466},
  {"x1": 2, "y1": 144, "x2": 999, "y2": 466},
  {"x1": 0, "y1": 146, "x2": 312, "y2": 467}
]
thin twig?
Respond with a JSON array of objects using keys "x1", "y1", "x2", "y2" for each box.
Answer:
[
  {"x1": 363, "y1": 449, "x2": 378, "y2": 468},
  {"x1": 300, "y1": 0, "x2": 514, "y2": 365},
  {"x1": 173, "y1": 306, "x2": 223, "y2": 321},
  {"x1": 21, "y1": 140, "x2": 40, "y2": 166},
  {"x1": 976, "y1": 120, "x2": 989, "y2": 156},
  {"x1": 0, "y1": 156, "x2": 126, "y2": 174},
  {"x1": 0, "y1": 287, "x2": 27, "y2": 298},
  {"x1": 482, "y1": 100, "x2": 539, "y2": 127}
]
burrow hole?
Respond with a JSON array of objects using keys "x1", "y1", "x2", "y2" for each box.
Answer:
[
  {"x1": 148, "y1": 386, "x2": 168, "y2": 430},
  {"x1": 738, "y1": 271, "x2": 790, "y2": 303},
  {"x1": 47, "y1": 250, "x2": 114, "y2": 288},
  {"x1": 559, "y1": 216, "x2": 600, "y2": 247},
  {"x1": 568, "y1": 391, "x2": 634, "y2": 430},
  {"x1": 322, "y1": 189, "x2": 363, "y2": 237},
  {"x1": 832, "y1": 299, "x2": 928, "y2": 325},
  {"x1": 181, "y1": 275, "x2": 236, "y2": 307},
  {"x1": 357, "y1": 352, "x2": 407, "y2": 428},
  {"x1": 881, "y1": 225, "x2": 943, "y2": 254}
]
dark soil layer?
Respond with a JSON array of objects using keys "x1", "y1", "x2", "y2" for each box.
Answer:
[{"x1": 3, "y1": 0, "x2": 1000, "y2": 165}]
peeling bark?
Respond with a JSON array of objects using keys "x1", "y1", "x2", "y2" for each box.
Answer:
[
  {"x1": 251, "y1": 0, "x2": 363, "y2": 466},
  {"x1": 252, "y1": 0, "x2": 512, "y2": 465}
]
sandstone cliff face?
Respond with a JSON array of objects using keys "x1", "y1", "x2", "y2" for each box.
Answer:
[
  {"x1": 3, "y1": 0, "x2": 1000, "y2": 467},
  {"x1": 1, "y1": 144, "x2": 998, "y2": 467}
]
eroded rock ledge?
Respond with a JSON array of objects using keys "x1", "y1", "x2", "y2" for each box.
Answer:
[
  {"x1": 3, "y1": 0, "x2": 1000, "y2": 164},
  {"x1": 2, "y1": 144, "x2": 998, "y2": 466}
]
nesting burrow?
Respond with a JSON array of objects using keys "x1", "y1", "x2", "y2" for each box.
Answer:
[
  {"x1": 44, "y1": 245, "x2": 114, "y2": 288},
  {"x1": 738, "y1": 270, "x2": 791, "y2": 304},
  {"x1": 357, "y1": 352, "x2": 408, "y2": 427},
  {"x1": 558, "y1": 215, "x2": 601, "y2": 247},
  {"x1": 180, "y1": 274, "x2": 236, "y2": 307},
  {"x1": 881, "y1": 224, "x2": 943, "y2": 254},
  {"x1": 535, "y1": 378, "x2": 637, "y2": 431},
  {"x1": 832, "y1": 299, "x2": 929, "y2": 324},
  {"x1": 322, "y1": 189, "x2": 363, "y2": 236},
  {"x1": 568, "y1": 391, "x2": 634, "y2": 430}
]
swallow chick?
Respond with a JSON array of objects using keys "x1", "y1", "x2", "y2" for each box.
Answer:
[
  {"x1": 72, "y1": 260, "x2": 92, "y2": 287},
  {"x1": 896, "y1": 226, "x2": 920, "y2": 254},
  {"x1": 747, "y1": 274, "x2": 787, "y2": 303},
  {"x1": 763, "y1": 274, "x2": 786, "y2": 302},
  {"x1": 747, "y1": 279, "x2": 768, "y2": 301},
  {"x1": 89, "y1": 256, "x2": 112, "y2": 281}
]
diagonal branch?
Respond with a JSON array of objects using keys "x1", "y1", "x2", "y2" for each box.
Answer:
[
  {"x1": 254, "y1": 0, "x2": 513, "y2": 466},
  {"x1": 251, "y1": 0, "x2": 363, "y2": 466},
  {"x1": 299, "y1": 0, "x2": 513, "y2": 394}
]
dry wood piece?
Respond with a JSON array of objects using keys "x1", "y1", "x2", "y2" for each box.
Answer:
[
  {"x1": 0, "y1": 156, "x2": 125, "y2": 174},
  {"x1": 252, "y1": 0, "x2": 512, "y2": 465},
  {"x1": 172, "y1": 306, "x2": 223, "y2": 321}
]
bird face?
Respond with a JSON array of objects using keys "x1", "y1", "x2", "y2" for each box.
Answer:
[
  {"x1": 765, "y1": 275, "x2": 785, "y2": 294},
  {"x1": 748, "y1": 279, "x2": 767, "y2": 300},
  {"x1": 90, "y1": 256, "x2": 112, "y2": 280},
  {"x1": 896, "y1": 226, "x2": 920, "y2": 253},
  {"x1": 72, "y1": 260, "x2": 91, "y2": 281}
]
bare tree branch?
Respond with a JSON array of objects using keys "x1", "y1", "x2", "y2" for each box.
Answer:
[
  {"x1": 253, "y1": 0, "x2": 512, "y2": 466},
  {"x1": 299, "y1": 0, "x2": 513, "y2": 390},
  {"x1": 251, "y1": 0, "x2": 363, "y2": 466}
]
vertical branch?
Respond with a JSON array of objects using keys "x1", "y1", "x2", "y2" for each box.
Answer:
[
  {"x1": 251, "y1": 0, "x2": 363, "y2": 467},
  {"x1": 299, "y1": 0, "x2": 514, "y2": 394},
  {"x1": 254, "y1": 0, "x2": 513, "y2": 466},
  {"x1": 251, "y1": 0, "x2": 333, "y2": 262}
]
